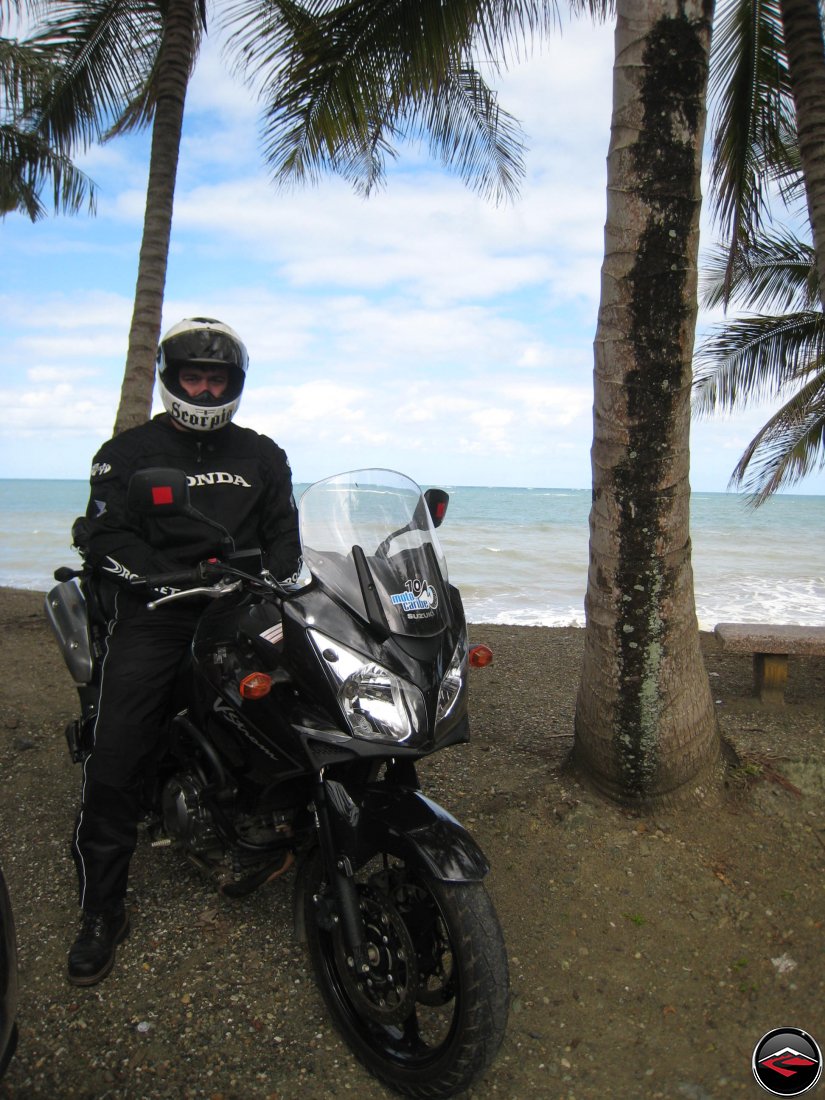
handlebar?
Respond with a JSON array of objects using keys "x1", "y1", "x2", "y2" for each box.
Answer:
[{"x1": 138, "y1": 559, "x2": 297, "y2": 610}]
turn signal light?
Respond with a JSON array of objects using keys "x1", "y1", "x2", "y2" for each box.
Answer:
[
  {"x1": 469, "y1": 644, "x2": 493, "y2": 668},
  {"x1": 239, "y1": 672, "x2": 272, "y2": 699}
]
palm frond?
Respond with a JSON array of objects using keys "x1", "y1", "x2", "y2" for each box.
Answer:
[
  {"x1": 225, "y1": 0, "x2": 596, "y2": 86},
  {"x1": 707, "y1": 0, "x2": 796, "y2": 293},
  {"x1": 234, "y1": 0, "x2": 534, "y2": 199},
  {"x1": 0, "y1": 36, "x2": 55, "y2": 112},
  {"x1": 729, "y1": 370, "x2": 825, "y2": 502},
  {"x1": 0, "y1": 119, "x2": 96, "y2": 218},
  {"x1": 693, "y1": 309, "x2": 825, "y2": 412},
  {"x1": 415, "y1": 64, "x2": 525, "y2": 203},
  {"x1": 700, "y1": 227, "x2": 819, "y2": 312},
  {"x1": 26, "y1": 0, "x2": 167, "y2": 151},
  {"x1": 0, "y1": 1, "x2": 46, "y2": 29}
]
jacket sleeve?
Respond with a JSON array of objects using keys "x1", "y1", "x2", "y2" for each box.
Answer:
[
  {"x1": 83, "y1": 440, "x2": 180, "y2": 583},
  {"x1": 257, "y1": 438, "x2": 302, "y2": 580}
]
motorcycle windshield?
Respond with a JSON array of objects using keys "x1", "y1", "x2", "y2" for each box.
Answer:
[{"x1": 299, "y1": 470, "x2": 451, "y2": 637}]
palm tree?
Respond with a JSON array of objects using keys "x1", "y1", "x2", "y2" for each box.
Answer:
[
  {"x1": 570, "y1": 0, "x2": 721, "y2": 805},
  {"x1": 28, "y1": 0, "x2": 202, "y2": 433},
  {"x1": 0, "y1": 17, "x2": 95, "y2": 219},
  {"x1": 694, "y1": 227, "x2": 825, "y2": 501}
]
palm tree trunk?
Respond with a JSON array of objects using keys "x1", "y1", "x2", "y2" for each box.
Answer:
[
  {"x1": 573, "y1": 0, "x2": 721, "y2": 807},
  {"x1": 112, "y1": 0, "x2": 197, "y2": 435},
  {"x1": 780, "y1": 0, "x2": 825, "y2": 312}
]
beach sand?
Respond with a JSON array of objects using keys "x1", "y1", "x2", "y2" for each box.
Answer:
[{"x1": 0, "y1": 585, "x2": 823, "y2": 1099}]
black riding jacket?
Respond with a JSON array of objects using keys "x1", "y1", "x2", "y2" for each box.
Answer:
[{"x1": 83, "y1": 414, "x2": 301, "y2": 585}]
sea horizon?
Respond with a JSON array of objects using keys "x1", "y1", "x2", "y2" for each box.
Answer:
[{"x1": 2, "y1": 479, "x2": 823, "y2": 631}]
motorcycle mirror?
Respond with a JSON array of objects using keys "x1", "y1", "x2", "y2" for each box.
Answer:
[
  {"x1": 127, "y1": 468, "x2": 237, "y2": 555},
  {"x1": 127, "y1": 468, "x2": 191, "y2": 516},
  {"x1": 424, "y1": 488, "x2": 449, "y2": 528}
]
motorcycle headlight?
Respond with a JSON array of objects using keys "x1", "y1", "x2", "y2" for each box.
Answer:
[
  {"x1": 436, "y1": 637, "x2": 468, "y2": 728},
  {"x1": 310, "y1": 631, "x2": 426, "y2": 744}
]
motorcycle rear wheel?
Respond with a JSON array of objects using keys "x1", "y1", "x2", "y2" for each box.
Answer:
[{"x1": 304, "y1": 850, "x2": 509, "y2": 1098}]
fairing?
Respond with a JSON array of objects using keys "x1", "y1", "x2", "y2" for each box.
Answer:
[{"x1": 299, "y1": 470, "x2": 451, "y2": 638}]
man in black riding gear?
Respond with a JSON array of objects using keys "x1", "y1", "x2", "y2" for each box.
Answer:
[{"x1": 68, "y1": 317, "x2": 301, "y2": 987}]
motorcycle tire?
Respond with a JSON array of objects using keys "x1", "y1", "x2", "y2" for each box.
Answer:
[{"x1": 303, "y1": 848, "x2": 509, "y2": 1098}]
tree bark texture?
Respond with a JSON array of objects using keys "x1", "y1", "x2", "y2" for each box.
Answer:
[
  {"x1": 112, "y1": 0, "x2": 197, "y2": 435},
  {"x1": 573, "y1": 0, "x2": 721, "y2": 806},
  {"x1": 779, "y1": 0, "x2": 825, "y2": 312}
]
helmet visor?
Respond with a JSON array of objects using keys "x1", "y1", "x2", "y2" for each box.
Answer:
[{"x1": 161, "y1": 328, "x2": 248, "y2": 374}]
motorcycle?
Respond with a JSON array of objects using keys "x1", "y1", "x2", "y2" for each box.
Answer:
[
  {"x1": 46, "y1": 468, "x2": 508, "y2": 1098},
  {"x1": 0, "y1": 860, "x2": 18, "y2": 1081}
]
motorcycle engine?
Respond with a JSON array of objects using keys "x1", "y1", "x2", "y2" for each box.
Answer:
[{"x1": 161, "y1": 773, "x2": 216, "y2": 852}]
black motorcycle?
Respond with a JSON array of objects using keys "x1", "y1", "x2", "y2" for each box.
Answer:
[
  {"x1": 46, "y1": 468, "x2": 508, "y2": 1098},
  {"x1": 0, "y1": 860, "x2": 18, "y2": 1081}
]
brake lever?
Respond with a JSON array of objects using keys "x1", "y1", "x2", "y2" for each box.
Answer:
[{"x1": 147, "y1": 578, "x2": 242, "y2": 611}]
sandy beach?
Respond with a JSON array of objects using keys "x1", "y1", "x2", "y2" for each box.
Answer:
[{"x1": 0, "y1": 585, "x2": 823, "y2": 1099}]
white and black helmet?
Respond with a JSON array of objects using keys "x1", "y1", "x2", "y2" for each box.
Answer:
[{"x1": 157, "y1": 316, "x2": 249, "y2": 432}]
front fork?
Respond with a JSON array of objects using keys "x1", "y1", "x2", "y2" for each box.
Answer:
[{"x1": 312, "y1": 775, "x2": 373, "y2": 974}]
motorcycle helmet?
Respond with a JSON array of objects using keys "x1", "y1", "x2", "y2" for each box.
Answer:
[{"x1": 157, "y1": 316, "x2": 249, "y2": 432}]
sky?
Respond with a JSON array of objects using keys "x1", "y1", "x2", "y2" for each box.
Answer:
[{"x1": 3, "y1": 16, "x2": 824, "y2": 495}]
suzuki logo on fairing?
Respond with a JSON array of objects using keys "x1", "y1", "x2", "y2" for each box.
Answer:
[
  {"x1": 390, "y1": 578, "x2": 438, "y2": 613},
  {"x1": 186, "y1": 472, "x2": 252, "y2": 488}
]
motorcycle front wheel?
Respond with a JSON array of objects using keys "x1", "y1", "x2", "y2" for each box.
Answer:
[{"x1": 304, "y1": 849, "x2": 509, "y2": 1098}]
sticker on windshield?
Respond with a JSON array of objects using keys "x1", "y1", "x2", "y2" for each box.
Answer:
[{"x1": 390, "y1": 578, "x2": 439, "y2": 617}]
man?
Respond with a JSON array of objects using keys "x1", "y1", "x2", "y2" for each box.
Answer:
[{"x1": 68, "y1": 317, "x2": 301, "y2": 987}]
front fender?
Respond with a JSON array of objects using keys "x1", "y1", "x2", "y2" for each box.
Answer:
[{"x1": 333, "y1": 781, "x2": 490, "y2": 883}]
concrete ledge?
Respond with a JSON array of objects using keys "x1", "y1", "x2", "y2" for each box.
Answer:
[
  {"x1": 713, "y1": 623, "x2": 825, "y2": 704},
  {"x1": 714, "y1": 623, "x2": 825, "y2": 656}
]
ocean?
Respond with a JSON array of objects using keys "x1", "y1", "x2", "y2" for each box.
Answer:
[{"x1": 1, "y1": 479, "x2": 823, "y2": 631}]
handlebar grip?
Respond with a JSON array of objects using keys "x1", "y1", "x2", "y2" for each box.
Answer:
[
  {"x1": 54, "y1": 566, "x2": 83, "y2": 582},
  {"x1": 139, "y1": 566, "x2": 204, "y2": 589}
]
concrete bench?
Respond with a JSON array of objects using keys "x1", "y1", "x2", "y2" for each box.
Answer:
[{"x1": 713, "y1": 622, "x2": 825, "y2": 704}]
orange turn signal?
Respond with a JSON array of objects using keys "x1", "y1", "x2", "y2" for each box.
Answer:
[
  {"x1": 239, "y1": 671, "x2": 272, "y2": 699},
  {"x1": 469, "y1": 644, "x2": 493, "y2": 668}
]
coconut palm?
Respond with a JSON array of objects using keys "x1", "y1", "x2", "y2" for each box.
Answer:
[
  {"x1": 570, "y1": 0, "x2": 721, "y2": 805},
  {"x1": 0, "y1": 18, "x2": 95, "y2": 219},
  {"x1": 27, "y1": 0, "x2": 203, "y2": 432},
  {"x1": 707, "y1": 0, "x2": 825, "y2": 306},
  {"x1": 695, "y1": 227, "x2": 825, "y2": 501}
]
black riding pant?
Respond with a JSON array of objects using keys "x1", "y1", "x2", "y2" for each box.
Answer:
[{"x1": 71, "y1": 591, "x2": 201, "y2": 914}]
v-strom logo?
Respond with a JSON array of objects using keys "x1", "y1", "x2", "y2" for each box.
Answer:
[
  {"x1": 212, "y1": 698, "x2": 280, "y2": 762},
  {"x1": 186, "y1": 472, "x2": 252, "y2": 488}
]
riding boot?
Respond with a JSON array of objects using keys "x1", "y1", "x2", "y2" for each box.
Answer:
[{"x1": 67, "y1": 907, "x2": 130, "y2": 987}]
